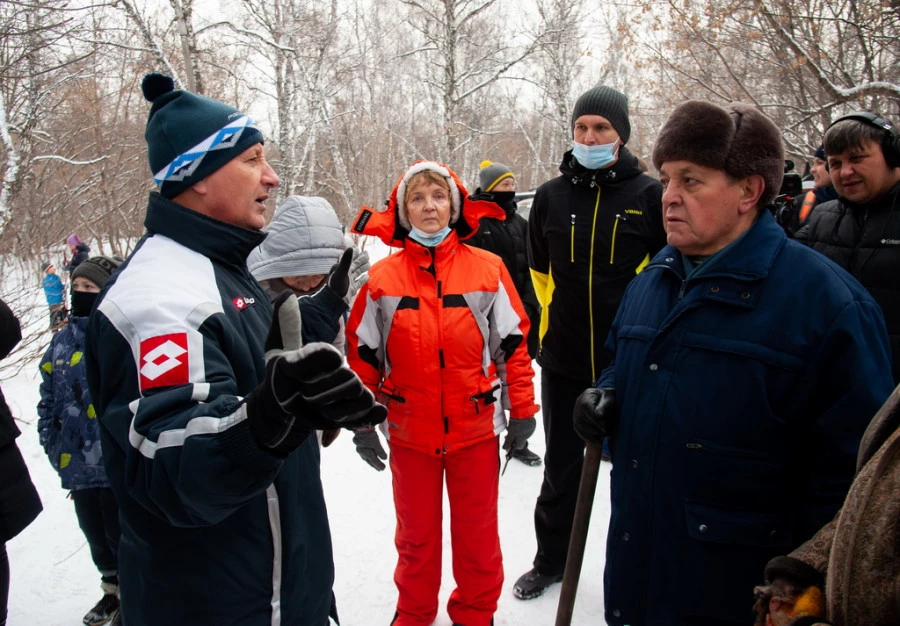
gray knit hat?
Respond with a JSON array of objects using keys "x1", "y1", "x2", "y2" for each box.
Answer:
[
  {"x1": 141, "y1": 73, "x2": 265, "y2": 199},
  {"x1": 478, "y1": 161, "x2": 514, "y2": 192},
  {"x1": 571, "y1": 86, "x2": 631, "y2": 144},
  {"x1": 652, "y1": 100, "x2": 785, "y2": 207},
  {"x1": 248, "y1": 196, "x2": 344, "y2": 280},
  {"x1": 71, "y1": 256, "x2": 123, "y2": 289}
]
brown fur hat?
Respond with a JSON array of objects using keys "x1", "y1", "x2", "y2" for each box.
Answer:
[{"x1": 652, "y1": 100, "x2": 784, "y2": 207}]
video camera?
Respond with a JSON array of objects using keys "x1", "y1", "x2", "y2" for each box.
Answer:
[{"x1": 767, "y1": 160, "x2": 804, "y2": 237}]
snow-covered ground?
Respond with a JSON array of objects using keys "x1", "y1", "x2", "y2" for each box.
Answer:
[{"x1": 2, "y1": 239, "x2": 611, "y2": 625}]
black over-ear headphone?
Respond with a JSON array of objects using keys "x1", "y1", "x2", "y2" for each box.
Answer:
[{"x1": 827, "y1": 110, "x2": 900, "y2": 169}]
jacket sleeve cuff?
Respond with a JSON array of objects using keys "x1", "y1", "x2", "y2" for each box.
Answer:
[
  {"x1": 219, "y1": 408, "x2": 287, "y2": 469},
  {"x1": 509, "y1": 403, "x2": 540, "y2": 419}
]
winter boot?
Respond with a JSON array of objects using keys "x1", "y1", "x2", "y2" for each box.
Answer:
[
  {"x1": 513, "y1": 568, "x2": 563, "y2": 600},
  {"x1": 511, "y1": 443, "x2": 542, "y2": 466},
  {"x1": 83, "y1": 589, "x2": 119, "y2": 626},
  {"x1": 109, "y1": 608, "x2": 123, "y2": 626}
]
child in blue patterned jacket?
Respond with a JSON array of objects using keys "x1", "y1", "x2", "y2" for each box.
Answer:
[{"x1": 37, "y1": 256, "x2": 123, "y2": 626}]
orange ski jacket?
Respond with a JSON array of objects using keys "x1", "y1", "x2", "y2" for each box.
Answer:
[{"x1": 347, "y1": 162, "x2": 538, "y2": 456}]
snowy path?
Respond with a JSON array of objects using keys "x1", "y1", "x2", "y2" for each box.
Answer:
[{"x1": 5, "y1": 361, "x2": 611, "y2": 625}]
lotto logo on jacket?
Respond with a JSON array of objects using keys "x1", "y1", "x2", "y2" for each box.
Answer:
[
  {"x1": 232, "y1": 296, "x2": 256, "y2": 310},
  {"x1": 139, "y1": 333, "x2": 189, "y2": 390}
]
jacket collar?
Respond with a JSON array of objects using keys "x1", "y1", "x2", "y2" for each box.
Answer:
[
  {"x1": 559, "y1": 145, "x2": 644, "y2": 189},
  {"x1": 839, "y1": 180, "x2": 900, "y2": 213},
  {"x1": 144, "y1": 193, "x2": 267, "y2": 267},
  {"x1": 652, "y1": 210, "x2": 786, "y2": 282},
  {"x1": 403, "y1": 229, "x2": 461, "y2": 268}
]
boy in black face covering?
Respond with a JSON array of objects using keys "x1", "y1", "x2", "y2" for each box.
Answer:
[
  {"x1": 468, "y1": 162, "x2": 543, "y2": 467},
  {"x1": 37, "y1": 255, "x2": 124, "y2": 626}
]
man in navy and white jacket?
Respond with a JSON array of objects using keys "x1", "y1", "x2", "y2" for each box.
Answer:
[{"x1": 85, "y1": 73, "x2": 385, "y2": 626}]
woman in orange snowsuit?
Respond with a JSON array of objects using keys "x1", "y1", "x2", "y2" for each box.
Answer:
[{"x1": 346, "y1": 161, "x2": 539, "y2": 626}]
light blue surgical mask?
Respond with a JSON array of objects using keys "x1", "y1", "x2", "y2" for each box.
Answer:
[
  {"x1": 408, "y1": 225, "x2": 452, "y2": 247},
  {"x1": 572, "y1": 138, "x2": 620, "y2": 170}
]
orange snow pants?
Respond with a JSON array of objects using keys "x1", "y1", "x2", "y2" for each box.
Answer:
[{"x1": 389, "y1": 436, "x2": 502, "y2": 626}]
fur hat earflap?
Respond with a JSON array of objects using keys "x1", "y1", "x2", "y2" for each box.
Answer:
[
  {"x1": 652, "y1": 100, "x2": 785, "y2": 207},
  {"x1": 393, "y1": 161, "x2": 463, "y2": 230}
]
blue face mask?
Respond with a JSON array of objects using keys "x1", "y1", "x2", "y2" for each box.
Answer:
[
  {"x1": 408, "y1": 225, "x2": 452, "y2": 247},
  {"x1": 572, "y1": 138, "x2": 620, "y2": 170}
]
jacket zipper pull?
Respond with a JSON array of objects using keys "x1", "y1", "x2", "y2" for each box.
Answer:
[{"x1": 570, "y1": 214, "x2": 576, "y2": 263}]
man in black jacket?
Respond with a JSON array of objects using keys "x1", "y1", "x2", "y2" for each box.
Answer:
[
  {"x1": 514, "y1": 86, "x2": 668, "y2": 600},
  {"x1": 794, "y1": 110, "x2": 900, "y2": 382},
  {"x1": 468, "y1": 161, "x2": 542, "y2": 466}
]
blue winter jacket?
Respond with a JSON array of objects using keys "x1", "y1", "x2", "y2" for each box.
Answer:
[
  {"x1": 85, "y1": 193, "x2": 335, "y2": 626},
  {"x1": 42, "y1": 273, "x2": 64, "y2": 306},
  {"x1": 598, "y1": 211, "x2": 893, "y2": 625},
  {"x1": 37, "y1": 315, "x2": 110, "y2": 490}
]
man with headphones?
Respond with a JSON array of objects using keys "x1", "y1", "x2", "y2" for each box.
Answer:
[{"x1": 794, "y1": 110, "x2": 900, "y2": 383}]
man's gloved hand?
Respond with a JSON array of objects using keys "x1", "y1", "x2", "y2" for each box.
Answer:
[
  {"x1": 353, "y1": 428, "x2": 388, "y2": 471},
  {"x1": 321, "y1": 429, "x2": 341, "y2": 447},
  {"x1": 572, "y1": 387, "x2": 616, "y2": 446},
  {"x1": 503, "y1": 417, "x2": 536, "y2": 453},
  {"x1": 753, "y1": 556, "x2": 827, "y2": 626},
  {"x1": 247, "y1": 291, "x2": 387, "y2": 455},
  {"x1": 348, "y1": 247, "x2": 370, "y2": 299},
  {"x1": 326, "y1": 248, "x2": 353, "y2": 300}
]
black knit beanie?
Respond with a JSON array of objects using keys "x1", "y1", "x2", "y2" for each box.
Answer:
[
  {"x1": 652, "y1": 100, "x2": 785, "y2": 207},
  {"x1": 142, "y1": 73, "x2": 265, "y2": 199},
  {"x1": 478, "y1": 161, "x2": 514, "y2": 192},
  {"x1": 71, "y1": 256, "x2": 123, "y2": 289},
  {"x1": 571, "y1": 86, "x2": 631, "y2": 144}
]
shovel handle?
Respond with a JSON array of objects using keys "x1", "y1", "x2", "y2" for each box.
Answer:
[{"x1": 555, "y1": 442, "x2": 604, "y2": 626}]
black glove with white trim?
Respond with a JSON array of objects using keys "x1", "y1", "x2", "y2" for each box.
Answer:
[{"x1": 247, "y1": 291, "x2": 387, "y2": 455}]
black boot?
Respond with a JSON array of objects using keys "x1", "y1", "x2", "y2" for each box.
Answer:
[
  {"x1": 511, "y1": 443, "x2": 542, "y2": 466},
  {"x1": 513, "y1": 568, "x2": 563, "y2": 600},
  {"x1": 83, "y1": 593, "x2": 119, "y2": 626}
]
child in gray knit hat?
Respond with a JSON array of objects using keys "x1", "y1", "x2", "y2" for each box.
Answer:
[
  {"x1": 248, "y1": 195, "x2": 370, "y2": 447},
  {"x1": 248, "y1": 195, "x2": 369, "y2": 350}
]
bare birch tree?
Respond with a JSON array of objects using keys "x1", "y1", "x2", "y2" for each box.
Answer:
[
  {"x1": 626, "y1": 0, "x2": 899, "y2": 161},
  {"x1": 398, "y1": 0, "x2": 540, "y2": 166}
]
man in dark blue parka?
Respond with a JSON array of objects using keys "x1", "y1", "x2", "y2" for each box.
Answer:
[
  {"x1": 573, "y1": 100, "x2": 893, "y2": 626},
  {"x1": 85, "y1": 73, "x2": 385, "y2": 626}
]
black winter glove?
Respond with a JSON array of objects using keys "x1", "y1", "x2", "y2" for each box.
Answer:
[
  {"x1": 247, "y1": 291, "x2": 387, "y2": 455},
  {"x1": 572, "y1": 387, "x2": 616, "y2": 446},
  {"x1": 326, "y1": 248, "x2": 353, "y2": 301},
  {"x1": 503, "y1": 417, "x2": 536, "y2": 452},
  {"x1": 321, "y1": 429, "x2": 341, "y2": 447},
  {"x1": 752, "y1": 556, "x2": 827, "y2": 626},
  {"x1": 353, "y1": 428, "x2": 388, "y2": 471}
]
